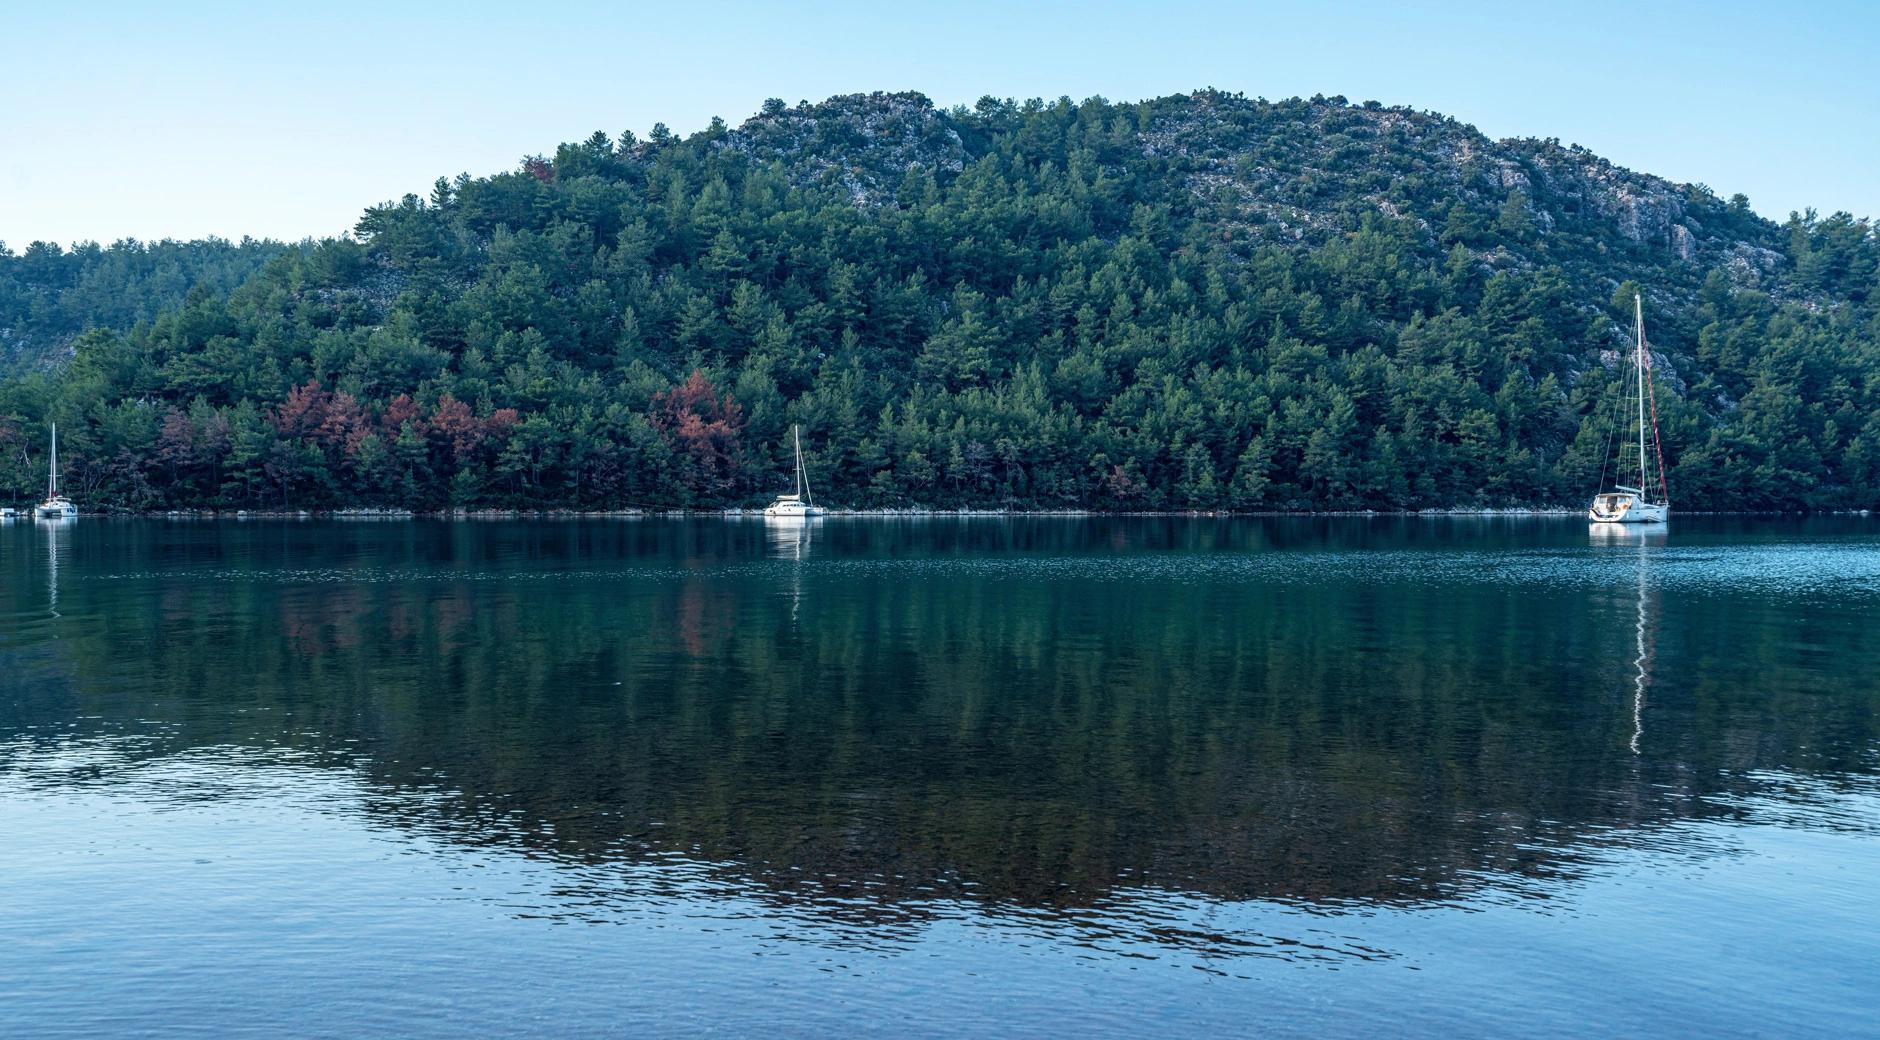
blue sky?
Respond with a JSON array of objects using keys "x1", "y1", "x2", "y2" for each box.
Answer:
[{"x1": 3, "y1": 1, "x2": 1875, "y2": 246}]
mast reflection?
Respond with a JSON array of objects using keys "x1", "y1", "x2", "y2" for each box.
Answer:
[
  {"x1": 1590, "y1": 523, "x2": 1662, "y2": 753},
  {"x1": 38, "y1": 515, "x2": 73, "y2": 620},
  {"x1": 764, "y1": 515, "x2": 816, "y2": 621}
]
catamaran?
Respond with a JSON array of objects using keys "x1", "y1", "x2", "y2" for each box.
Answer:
[
  {"x1": 763, "y1": 425, "x2": 825, "y2": 519},
  {"x1": 1589, "y1": 294, "x2": 1669, "y2": 525},
  {"x1": 35, "y1": 423, "x2": 77, "y2": 520}
]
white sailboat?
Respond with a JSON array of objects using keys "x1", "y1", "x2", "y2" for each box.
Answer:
[
  {"x1": 1589, "y1": 294, "x2": 1669, "y2": 525},
  {"x1": 763, "y1": 425, "x2": 825, "y2": 519},
  {"x1": 35, "y1": 423, "x2": 77, "y2": 521}
]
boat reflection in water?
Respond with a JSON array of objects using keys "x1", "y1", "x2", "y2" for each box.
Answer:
[
  {"x1": 1592, "y1": 522, "x2": 1663, "y2": 753},
  {"x1": 37, "y1": 513, "x2": 73, "y2": 619},
  {"x1": 764, "y1": 512, "x2": 817, "y2": 560},
  {"x1": 764, "y1": 513, "x2": 815, "y2": 620}
]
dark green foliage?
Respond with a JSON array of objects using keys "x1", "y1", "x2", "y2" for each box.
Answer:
[
  {"x1": 2, "y1": 91, "x2": 1877, "y2": 511},
  {"x1": 0, "y1": 237, "x2": 295, "y2": 370}
]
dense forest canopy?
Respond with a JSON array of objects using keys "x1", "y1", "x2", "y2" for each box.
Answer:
[
  {"x1": 0, "y1": 237, "x2": 295, "y2": 370},
  {"x1": 2, "y1": 90, "x2": 1877, "y2": 511}
]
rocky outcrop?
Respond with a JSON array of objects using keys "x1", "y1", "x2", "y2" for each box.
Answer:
[
  {"x1": 692, "y1": 90, "x2": 1792, "y2": 300},
  {"x1": 1124, "y1": 93, "x2": 1787, "y2": 280},
  {"x1": 1671, "y1": 224, "x2": 1697, "y2": 262},
  {"x1": 708, "y1": 92, "x2": 968, "y2": 205}
]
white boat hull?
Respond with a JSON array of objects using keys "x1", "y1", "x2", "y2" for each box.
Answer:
[
  {"x1": 35, "y1": 498, "x2": 77, "y2": 520},
  {"x1": 763, "y1": 503, "x2": 825, "y2": 520},
  {"x1": 1588, "y1": 493, "x2": 1666, "y2": 524}
]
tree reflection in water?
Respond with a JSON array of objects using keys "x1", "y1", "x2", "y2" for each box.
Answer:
[{"x1": 2, "y1": 517, "x2": 1877, "y2": 951}]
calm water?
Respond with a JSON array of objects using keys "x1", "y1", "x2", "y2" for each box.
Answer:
[{"x1": 2, "y1": 517, "x2": 1877, "y2": 1037}]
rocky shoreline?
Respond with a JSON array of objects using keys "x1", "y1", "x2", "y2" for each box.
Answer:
[{"x1": 17, "y1": 506, "x2": 1870, "y2": 520}]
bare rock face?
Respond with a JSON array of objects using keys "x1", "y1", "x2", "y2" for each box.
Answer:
[
  {"x1": 1725, "y1": 243, "x2": 1787, "y2": 288},
  {"x1": 1094, "y1": 92, "x2": 1788, "y2": 282},
  {"x1": 1604, "y1": 184, "x2": 1685, "y2": 246},
  {"x1": 713, "y1": 92, "x2": 968, "y2": 205},
  {"x1": 1671, "y1": 224, "x2": 1697, "y2": 262}
]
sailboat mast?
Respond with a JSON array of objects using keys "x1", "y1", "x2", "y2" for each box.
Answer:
[
  {"x1": 794, "y1": 425, "x2": 812, "y2": 506},
  {"x1": 1635, "y1": 294, "x2": 1648, "y2": 502},
  {"x1": 48, "y1": 422, "x2": 58, "y2": 499}
]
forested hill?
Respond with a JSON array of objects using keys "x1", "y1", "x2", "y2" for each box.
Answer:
[
  {"x1": 2, "y1": 90, "x2": 1877, "y2": 512},
  {"x1": 0, "y1": 238, "x2": 294, "y2": 371}
]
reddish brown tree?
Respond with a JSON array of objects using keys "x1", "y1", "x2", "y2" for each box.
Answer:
[
  {"x1": 317, "y1": 391, "x2": 371, "y2": 456},
  {"x1": 650, "y1": 370, "x2": 746, "y2": 495},
  {"x1": 484, "y1": 408, "x2": 520, "y2": 439},
  {"x1": 196, "y1": 410, "x2": 232, "y2": 463},
  {"x1": 156, "y1": 409, "x2": 197, "y2": 472},
  {"x1": 270, "y1": 380, "x2": 330, "y2": 439},
  {"x1": 429, "y1": 394, "x2": 483, "y2": 466},
  {"x1": 1105, "y1": 464, "x2": 1143, "y2": 501},
  {"x1": 380, "y1": 394, "x2": 423, "y2": 439}
]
